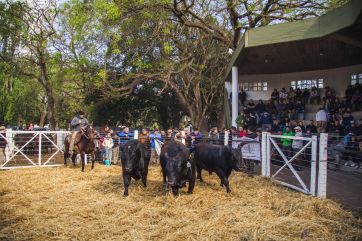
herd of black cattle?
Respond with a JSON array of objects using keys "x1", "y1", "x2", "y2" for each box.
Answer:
[
  {"x1": 121, "y1": 140, "x2": 245, "y2": 197},
  {"x1": 11, "y1": 129, "x2": 246, "y2": 196}
]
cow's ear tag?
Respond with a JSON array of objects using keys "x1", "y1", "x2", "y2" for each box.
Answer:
[{"x1": 187, "y1": 161, "x2": 191, "y2": 168}]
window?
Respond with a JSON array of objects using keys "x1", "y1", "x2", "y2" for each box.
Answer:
[
  {"x1": 290, "y1": 79, "x2": 323, "y2": 90},
  {"x1": 351, "y1": 73, "x2": 362, "y2": 85},
  {"x1": 240, "y1": 82, "x2": 268, "y2": 91}
]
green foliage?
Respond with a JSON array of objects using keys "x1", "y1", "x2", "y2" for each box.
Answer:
[{"x1": 0, "y1": 0, "x2": 343, "y2": 129}]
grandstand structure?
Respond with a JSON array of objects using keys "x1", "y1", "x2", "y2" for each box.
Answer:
[{"x1": 224, "y1": 0, "x2": 362, "y2": 127}]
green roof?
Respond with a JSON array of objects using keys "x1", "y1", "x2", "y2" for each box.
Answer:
[{"x1": 224, "y1": 0, "x2": 362, "y2": 79}]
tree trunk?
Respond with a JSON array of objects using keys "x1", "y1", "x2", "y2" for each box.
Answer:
[
  {"x1": 39, "y1": 109, "x2": 47, "y2": 127},
  {"x1": 38, "y1": 46, "x2": 57, "y2": 131},
  {"x1": 45, "y1": 91, "x2": 56, "y2": 130}
]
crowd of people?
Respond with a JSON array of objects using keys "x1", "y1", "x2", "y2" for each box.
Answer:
[
  {"x1": 232, "y1": 84, "x2": 362, "y2": 169},
  {"x1": 1, "y1": 84, "x2": 361, "y2": 169}
]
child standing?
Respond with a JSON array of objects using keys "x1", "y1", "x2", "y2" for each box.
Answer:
[{"x1": 103, "y1": 133, "x2": 114, "y2": 165}]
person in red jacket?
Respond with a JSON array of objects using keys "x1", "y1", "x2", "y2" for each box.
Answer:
[{"x1": 238, "y1": 126, "x2": 247, "y2": 137}]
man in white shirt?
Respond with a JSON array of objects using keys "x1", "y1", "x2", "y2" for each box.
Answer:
[{"x1": 315, "y1": 107, "x2": 328, "y2": 129}]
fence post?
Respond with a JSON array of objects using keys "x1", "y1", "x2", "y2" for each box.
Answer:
[
  {"x1": 5, "y1": 128, "x2": 13, "y2": 162},
  {"x1": 266, "y1": 132, "x2": 271, "y2": 177},
  {"x1": 224, "y1": 131, "x2": 229, "y2": 146},
  {"x1": 310, "y1": 135, "x2": 318, "y2": 196},
  {"x1": 181, "y1": 131, "x2": 186, "y2": 145},
  {"x1": 38, "y1": 132, "x2": 42, "y2": 166},
  {"x1": 134, "y1": 130, "x2": 139, "y2": 140},
  {"x1": 261, "y1": 132, "x2": 267, "y2": 176},
  {"x1": 318, "y1": 133, "x2": 328, "y2": 198}
]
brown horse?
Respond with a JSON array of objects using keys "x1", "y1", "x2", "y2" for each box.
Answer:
[{"x1": 64, "y1": 126, "x2": 97, "y2": 172}]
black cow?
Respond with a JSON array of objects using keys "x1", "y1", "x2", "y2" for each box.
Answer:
[
  {"x1": 160, "y1": 141, "x2": 196, "y2": 196},
  {"x1": 194, "y1": 143, "x2": 244, "y2": 193},
  {"x1": 121, "y1": 140, "x2": 150, "y2": 196}
]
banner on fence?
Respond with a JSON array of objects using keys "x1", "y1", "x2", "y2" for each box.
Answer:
[{"x1": 233, "y1": 137, "x2": 261, "y2": 161}]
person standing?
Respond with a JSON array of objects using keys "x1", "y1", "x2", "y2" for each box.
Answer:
[
  {"x1": 149, "y1": 129, "x2": 162, "y2": 164},
  {"x1": 282, "y1": 126, "x2": 294, "y2": 159},
  {"x1": 190, "y1": 128, "x2": 204, "y2": 145},
  {"x1": 117, "y1": 126, "x2": 133, "y2": 145},
  {"x1": 103, "y1": 133, "x2": 114, "y2": 165},
  {"x1": 69, "y1": 111, "x2": 89, "y2": 154},
  {"x1": 315, "y1": 107, "x2": 328, "y2": 130},
  {"x1": 208, "y1": 127, "x2": 220, "y2": 144},
  {"x1": 259, "y1": 112, "x2": 273, "y2": 131},
  {"x1": 292, "y1": 126, "x2": 304, "y2": 171}
]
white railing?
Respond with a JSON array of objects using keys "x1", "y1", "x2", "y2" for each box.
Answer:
[
  {"x1": 0, "y1": 130, "x2": 70, "y2": 169},
  {"x1": 261, "y1": 132, "x2": 328, "y2": 198}
]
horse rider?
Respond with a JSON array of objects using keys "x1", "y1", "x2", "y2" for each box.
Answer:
[{"x1": 69, "y1": 111, "x2": 89, "y2": 154}]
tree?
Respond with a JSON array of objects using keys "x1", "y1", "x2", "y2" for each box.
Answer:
[
  {"x1": 71, "y1": 0, "x2": 339, "y2": 130},
  {"x1": 0, "y1": 0, "x2": 60, "y2": 129},
  {"x1": 169, "y1": 0, "x2": 342, "y2": 49}
]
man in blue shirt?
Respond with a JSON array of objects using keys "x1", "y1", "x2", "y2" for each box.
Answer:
[
  {"x1": 117, "y1": 126, "x2": 134, "y2": 145},
  {"x1": 190, "y1": 128, "x2": 204, "y2": 145},
  {"x1": 149, "y1": 129, "x2": 162, "y2": 164}
]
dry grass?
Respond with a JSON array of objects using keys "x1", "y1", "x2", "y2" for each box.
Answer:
[{"x1": 0, "y1": 165, "x2": 361, "y2": 241}]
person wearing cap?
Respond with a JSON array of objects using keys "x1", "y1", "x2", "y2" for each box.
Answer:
[
  {"x1": 0, "y1": 126, "x2": 7, "y2": 165},
  {"x1": 149, "y1": 129, "x2": 162, "y2": 164},
  {"x1": 69, "y1": 111, "x2": 89, "y2": 154}
]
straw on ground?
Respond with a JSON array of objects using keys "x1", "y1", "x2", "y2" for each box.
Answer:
[{"x1": 0, "y1": 165, "x2": 361, "y2": 241}]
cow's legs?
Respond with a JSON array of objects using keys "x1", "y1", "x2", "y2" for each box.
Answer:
[
  {"x1": 123, "y1": 173, "x2": 131, "y2": 196},
  {"x1": 196, "y1": 165, "x2": 203, "y2": 182},
  {"x1": 215, "y1": 169, "x2": 231, "y2": 193},
  {"x1": 141, "y1": 170, "x2": 148, "y2": 187},
  {"x1": 162, "y1": 169, "x2": 167, "y2": 185},
  {"x1": 221, "y1": 171, "x2": 232, "y2": 187},
  {"x1": 187, "y1": 172, "x2": 196, "y2": 194}
]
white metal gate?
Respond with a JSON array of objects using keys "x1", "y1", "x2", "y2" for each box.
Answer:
[
  {"x1": 261, "y1": 132, "x2": 328, "y2": 198},
  {"x1": 0, "y1": 130, "x2": 70, "y2": 169}
]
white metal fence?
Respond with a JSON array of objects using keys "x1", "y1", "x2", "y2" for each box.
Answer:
[
  {"x1": 0, "y1": 129, "x2": 329, "y2": 198},
  {"x1": 0, "y1": 130, "x2": 70, "y2": 169},
  {"x1": 261, "y1": 132, "x2": 328, "y2": 198}
]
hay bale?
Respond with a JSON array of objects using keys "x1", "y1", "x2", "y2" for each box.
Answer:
[{"x1": 0, "y1": 165, "x2": 361, "y2": 241}]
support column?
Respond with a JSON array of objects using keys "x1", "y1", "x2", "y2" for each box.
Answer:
[{"x1": 231, "y1": 66, "x2": 239, "y2": 127}]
